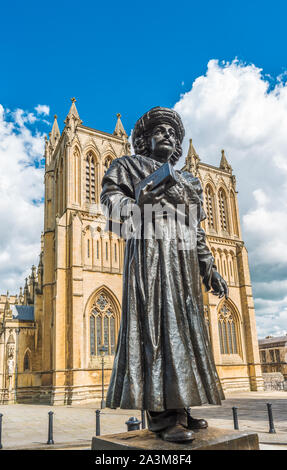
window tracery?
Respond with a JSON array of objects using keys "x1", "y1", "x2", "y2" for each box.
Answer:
[
  {"x1": 86, "y1": 152, "x2": 96, "y2": 203},
  {"x1": 218, "y1": 304, "x2": 239, "y2": 355},
  {"x1": 205, "y1": 185, "x2": 216, "y2": 230},
  {"x1": 104, "y1": 156, "x2": 113, "y2": 173},
  {"x1": 218, "y1": 189, "x2": 229, "y2": 232},
  {"x1": 90, "y1": 291, "x2": 118, "y2": 355}
]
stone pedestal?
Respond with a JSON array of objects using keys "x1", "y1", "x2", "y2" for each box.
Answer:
[{"x1": 91, "y1": 427, "x2": 259, "y2": 451}]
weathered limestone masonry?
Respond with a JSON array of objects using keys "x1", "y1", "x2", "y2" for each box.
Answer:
[
  {"x1": 0, "y1": 101, "x2": 263, "y2": 404},
  {"x1": 183, "y1": 141, "x2": 264, "y2": 393}
]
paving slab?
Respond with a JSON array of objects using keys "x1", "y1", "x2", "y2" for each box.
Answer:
[{"x1": 0, "y1": 391, "x2": 286, "y2": 450}]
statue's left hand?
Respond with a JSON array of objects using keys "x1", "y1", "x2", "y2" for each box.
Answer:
[{"x1": 210, "y1": 271, "x2": 229, "y2": 299}]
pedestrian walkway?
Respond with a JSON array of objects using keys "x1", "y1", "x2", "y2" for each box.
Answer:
[
  {"x1": 189, "y1": 391, "x2": 287, "y2": 447},
  {"x1": 0, "y1": 391, "x2": 286, "y2": 450}
]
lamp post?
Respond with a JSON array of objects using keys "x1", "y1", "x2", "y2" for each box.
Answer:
[{"x1": 99, "y1": 344, "x2": 108, "y2": 409}]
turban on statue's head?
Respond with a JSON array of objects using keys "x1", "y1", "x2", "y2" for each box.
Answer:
[
  {"x1": 132, "y1": 106, "x2": 185, "y2": 147},
  {"x1": 132, "y1": 107, "x2": 185, "y2": 164}
]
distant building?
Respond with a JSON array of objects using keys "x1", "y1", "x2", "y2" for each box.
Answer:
[
  {"x1": 0, "y1": 100, "x2": 264, "y2": 404},
  {"x1": 259, "y1": 335, "x2": 287, "y2": 378}
]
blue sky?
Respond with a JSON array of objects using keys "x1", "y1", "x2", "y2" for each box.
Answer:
[
  {"x1": 1, "y1": 0, "x2": 287, "y2": 133},
  {"x1": 1, "y1": 0, "x2": 287, "y2": 338}
]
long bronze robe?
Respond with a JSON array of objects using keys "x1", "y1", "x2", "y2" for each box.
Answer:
[{"x1": 101, "y1": 154, "x2": 224, "y2": 411}]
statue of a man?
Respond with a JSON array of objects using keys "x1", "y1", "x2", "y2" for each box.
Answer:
[{"x1": 101, "y1": 107, "x2": 228, "y2": 442}]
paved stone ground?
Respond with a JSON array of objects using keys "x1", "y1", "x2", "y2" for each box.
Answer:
[{"x1": 0, "y1": 391, "x2": 287, "y2": 450}]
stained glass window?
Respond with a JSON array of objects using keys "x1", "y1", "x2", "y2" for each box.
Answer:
[
  {"x1": 90, "y1": 316, "x2": 95, "y2": 356},
  {"x1": 90, "y1": 291, "x2": 119, "y2": 356},
  {"x1": 110, "y1": 317, "x2": 115, "y2": 354},
  {"x1": 218, "y1": 304, "x2": 239, "y2": 355}
]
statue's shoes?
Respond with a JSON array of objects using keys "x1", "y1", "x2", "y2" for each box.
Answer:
[
  {"x1": 158, "y1": 424, "x2": 195, "y2": 442},
  {"x1": 186, "y1": 417, "x2": 208, "y2": 430}
]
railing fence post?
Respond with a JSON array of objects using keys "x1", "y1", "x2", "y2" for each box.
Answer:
[
  {"x1": 0, "y1": 413, "x2": 3, "y2": 450},
  {"x1": 141, "y1": 410, "x2": 146, "y2": 429},
  {"x1": 96, "y1": 409, "x2": 101, "y2": 436},
  {"x1": 47, "y1": 411, "x2": 54, "y2": 445},
  {"x1": 232, "y1": 406, "x2": 239, "y2": 430},
  {"x1": 267, "y1": 403, "x2": 276, "y2": 434}
]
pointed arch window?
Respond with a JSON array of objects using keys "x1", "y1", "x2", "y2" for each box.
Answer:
[
  {"x1": 204, "y1": 306, "x2": 211, "y2": 343},
  {"x1": 218, "y1": 304, "x2": 239, "y2": 354},
  {"x1": 205, "y1": 185, "x2": 216, "y2": 229},
  {"x1": 86, "y1": 152, "x2": 97, "y2": 203},
  {"x1": 230, "y1": 191, "x2": 239, "y2": 236},
  {"x1": 104, "y1": 156, "x2": 113, "y2": 173},
  {"x1": 73, "y1": 148, "x2": 80, "y2": 204},
  {"x1": 90, "y1": 292, "x2": 118, "y2": 356},
  {"x1": 24, "y1": 351, "x2": 31, "y2": 371},
  {"x1": 218, "y1": 189, "x2": 229, "y2": 232}
]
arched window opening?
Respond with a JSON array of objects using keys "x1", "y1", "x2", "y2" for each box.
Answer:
[
  {"x1": 86, "y1": 152, "x2": 97, "y2": 203},
  {"x1": 90, "y1": 292, "x2": 118, "y2": 355},
  {"x1": 204, "y1": 306, "x2": 211, "y2": 343},
  {"x1": 106, "y1": 242, "x2": 108, "y2": 260},
  {"x1": 97, "y1": 240, "x2": 99, "y2": 259},
  {"x1": 87, "y1": 239, "x2": 90, "y2": 258},
  {"x1": 73, "y1": 148, "x2": 80, "y2": 204},
  {"x1": 24, "y1": 351, "x2": 31, "y2": 371},
  {"x1": 218, "y1": 304, "x2": 239, "y2": 354},
  {"x1": 90, "y1": 315, "x2": 95, "y2": 356},
  {"x1": 114, "y1": 243, "x2": 117, "y2": 262},
  {"x1": 205, "y1": 185, "x2": 216, "y2": 229},
  {"x1": 104, "y1": 156, "x2": 113, "y2": 173},
  {"x1": 230, "y1": 192, "x2": 239, "y2": 236},
  {"x1": 218, "y1": 189, "x2": 229, "y2": 232}
]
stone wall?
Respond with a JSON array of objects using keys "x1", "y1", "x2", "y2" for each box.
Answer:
[{"x1": 262, "y1": 372, "x2": 285, "y2": 391}]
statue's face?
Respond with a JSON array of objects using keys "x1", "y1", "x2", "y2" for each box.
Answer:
[{"x1": 149, "y1": 123, "x2": 177, "y2": 163}]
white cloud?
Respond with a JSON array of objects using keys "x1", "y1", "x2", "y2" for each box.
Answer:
[
  {"x1": 34, "y1": 104, "x2": 50, "y2": 116},
  {"x1": 0, "y1": 104, "x2": 46, "y2": 294},
  {"x1": 174, "y1": 59, "x2": 287, "y2": 337}
]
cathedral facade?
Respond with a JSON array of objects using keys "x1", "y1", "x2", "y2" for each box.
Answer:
[{"x1": 0, "y1": 100, "x2": 264, "y2": 404}]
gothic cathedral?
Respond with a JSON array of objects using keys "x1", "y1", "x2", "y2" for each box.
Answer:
[{"x1": 0, "y1": 100, "x2": 264, "y2": 404}]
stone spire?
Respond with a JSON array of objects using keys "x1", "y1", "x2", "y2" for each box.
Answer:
[
  {"x1": 114, "y1": 113, "x2": 128, "y2": 138},
  {"x1": 44, "y1": 135, "x2": 50, "y2": 165},
  {"x1": 64, "y1": 98, "x2": 82, "y2": 143},
  {"x1": 44, "y1": 115, "x2": 60, "y2": 165},
  {"x1": 4, "y1": 291, "x2": 10, "y2": 311},
  {"x1": 50, "y1": 115, "x2": 60, "y2": 148},
  {"x1": 19, "y1": 287, "x2": 24, "y2": 304},
  {"x1": 4, "y1": 291, "x2": 11, "y2": 319},
  {"x1": 185, "y1": 138, "x2": 201, "y2": 175},
  {"x1": 220, "y1": 149, "x2": 232, "y2": 173},
  {"x1": 114, "y1": 113, "x2": 131, "y2": 155},
  {"x1": 37, "y1": 252, "x2": 44, "y2": 293},
  {"x1": 23, "y1": 278, "x2": 29, "y2": 306}
]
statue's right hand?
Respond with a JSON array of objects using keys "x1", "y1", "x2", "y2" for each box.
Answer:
[{"x1": 136, "y1": 181, "x2": 165, "y2": 207}]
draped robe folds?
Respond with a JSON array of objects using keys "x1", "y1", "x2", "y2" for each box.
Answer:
[{"x1": 100, "y1": 154, "x2": 225, "y2": 411}]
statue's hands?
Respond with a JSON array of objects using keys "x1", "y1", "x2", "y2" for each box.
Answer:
[
  {"x1": 136, "y1": 181, "x2": 165, "y2": 207},
  {"x1": 211, "y1": 271, "x2": 229, "y2": 299}
]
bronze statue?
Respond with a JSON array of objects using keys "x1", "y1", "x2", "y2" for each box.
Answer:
[{"x1": 100, "y1": 107, "x2": 228, "y2": 442}]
